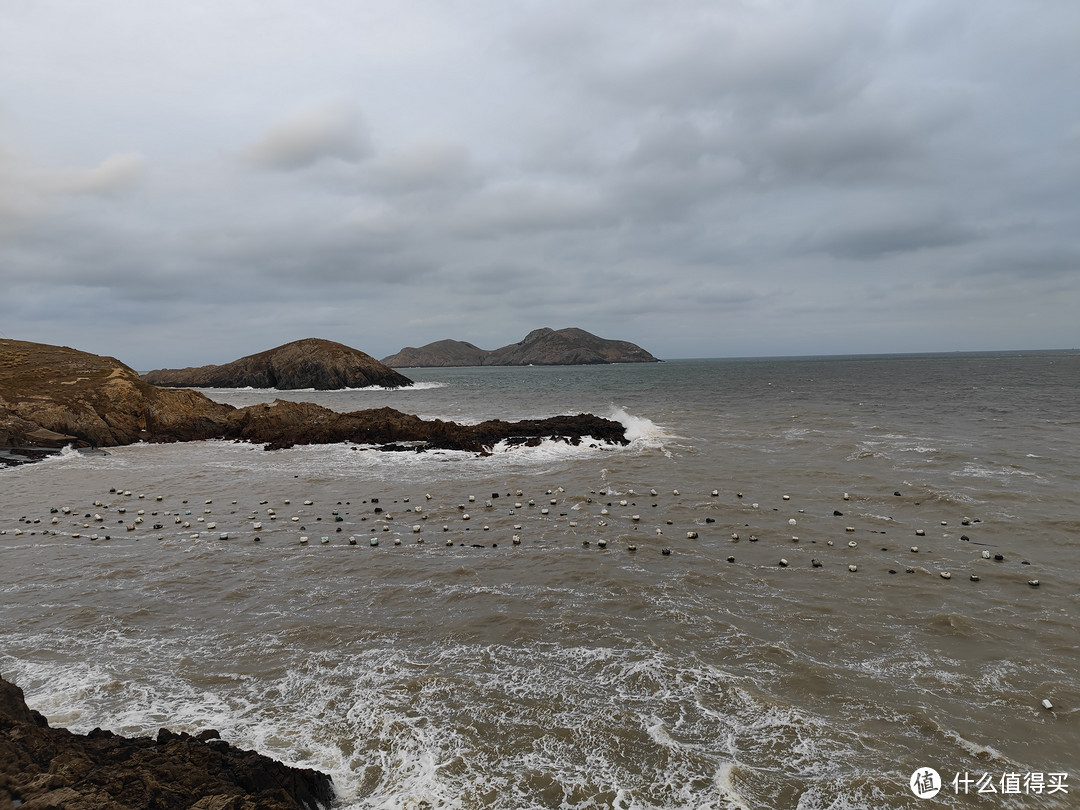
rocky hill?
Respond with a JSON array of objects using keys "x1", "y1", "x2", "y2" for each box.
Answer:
[
  {"x1": 144, "y1": 338, "x2": 413, "y2": 390},
  {"x1": 0, "y1": 339, "x2": 626, "y2": 459},
  {"x1": 1, "y1": 674, "x2": 334, "y2": 810},
  {"x1": 382, "y1": 327, "x2": 659, "y2": 367}
]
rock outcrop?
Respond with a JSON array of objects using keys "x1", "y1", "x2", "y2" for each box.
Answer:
[
  {"x1": 0, "y1": 339, "x2": 627, "y2": 458},
  {"x1": 381, "y1": 327, "x2": 660, "y2": 367},
  {"x1": 0, "y1": 675, "x2": 334, "y2": 810},
  {"x1": 144, "y1": 338, "x2": 413, "y2": 390}
]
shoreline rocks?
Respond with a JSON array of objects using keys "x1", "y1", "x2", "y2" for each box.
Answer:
[
  {"x1": 0, "y1": 339, "x2": 628, "y2": 457},
  {"x1": 0, "y1": 675, "x2": 334, "y2": 810}
]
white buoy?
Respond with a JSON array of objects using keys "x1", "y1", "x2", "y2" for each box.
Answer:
[
  {"x1": 843, "y1": 493, "x2": 850, "y2": 500},
  {"x1": 981, "y1": 550, "x2": 991, "y2": 559},
  {"x1": 686, "y1": 531, "x2": 698, "y2": 539},
  {"x1": 940, "y1": 571, "x2": 952, "y2": 580},
  {"x1": 1042, "y1": 698, "x2": 1054, "y2": 710},
  {"x1": 778, "y1": 559, "x2": 788, "y2": 567},
  {"x1": 788, "y1": 518, "x2": 797, "y2": 526},
  {"x1": 300, "y1": 536, "x2": 309, "y2": 544},
  {"x1": 845, "y1": 526, "x2": 855, "y2": 532},
  {"x1": 910, "y1": 546, "x2": 919, "y2": 553},
  {"x1": 1028, "y1": 579, "x2": 1040, "y2": 587},
  {"x1": 321, "y1": 536, "x2": 329, "y2": 544},
  {"x1": 848, "y1": 540, "x2": 857, "y2": 548},
  {"x1": 782, "y1": 495, "x2": 790, "y2": 501},
  {"x1": 711, "y1": 490, "x2": 719, "y2": 496},
  {"x1": 916, "y1": 529, "x2": 926, "y2": 536},
  {"x1": 848, "y1": 564, "x2": 858, "y2": 572}
]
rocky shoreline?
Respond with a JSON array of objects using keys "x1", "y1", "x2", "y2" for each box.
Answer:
[
  {"x1": 0, "y1": 675, "x2": 334, "y2": 810},
  {"x1": 0, "y1": 339, "x2": 627, "y2": 459}
]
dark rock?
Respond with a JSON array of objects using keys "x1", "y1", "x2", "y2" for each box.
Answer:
[
  {"x1": 0, "y1": 675, "x2": 333, "y2": 810},
  {"x1": 144, "y1": 337, "x2": 412, "y2": 390},
  {"x1": 382, "y1": 326, "x2": 659, "y2": 367},
  {"x1": 1, "y1": 340, "x2": 627, "y2": 456}
]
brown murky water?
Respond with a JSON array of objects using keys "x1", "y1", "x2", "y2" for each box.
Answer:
[{"x1": 2, "y1": 354, "x2": 1077, "y2": 808}]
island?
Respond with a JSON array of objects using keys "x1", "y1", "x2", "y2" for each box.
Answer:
[
  {"x1": 381, "y1": 327, "x2": 660, "y2": 367},
  {"x1": 143, "y1": 337, "x2": 413, "y2": 390},
  {"x1": 0, "y1": 339, "x2": 627, "y2": 462}
]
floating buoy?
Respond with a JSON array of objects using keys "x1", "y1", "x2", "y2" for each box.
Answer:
[
  {"x1": 628, "y1": 544, "x2": 637, "y2": 552},
  {"x1": 982, "y1": 550, "x2": 991, "y2": 559},
  {"x1": 843, "y1": 493, "x2": 850, "y2": 500},
  {"x1": 970, "y1": 575, "x2": 980, "y2": 581},
  {"x1": 827, "y1": 540, "x2": 834, "y2": 546},
  {"x1": 598, "y1": 538, "x2": 607, "y2": 548},
  {"x1": 915, "y1": 529, "x2": 925, "y2": 536},
  {"x1": 731, "y1": 532, "x2": 739, "y2": 540},
  {"x1": 320, "y1": 536, "x2": 329, "y2": 544},
  {"x1": 845, "y1": 526, "x2": 855, "y2": 533},
  {"x1": 661, "y1": 547, "x2": 671, "y2": 555},
  {"x1": 788, "y1": 518, "x2": 797, "y2": 526},
  {"x1": 1041, "y1": 699, "x2": 1054, "y2": 711},
  {"x1": 940, "y1": 571, "x2": 952, "y2": 580},
  {"x1": 512, "y1": 535, "x2": 521, "y2": 545},
  {"x1": 782, "y1": 495, "x2": 790, "y2": 501},
  {"x1": 812, "y1": 559, "x2": 822, "y2": 568},
  {"x1": 299, "y1": 536, "x2": 309, "y2": 544},
  {"x1": 686, "y1": 531, "x2": 698, "y2": 539},
  {"x1": 910, "y1": 546, "x2": 919, "y2": 553},
  {"x1": 711, "y1": 490, "x2": 719, "y2": 497},
  {"x1": 1028, "y1": 579, "x2": 1040, "y2": 587},
  {"x1": 778, "y1": 559, "x2": 788, "y2": 567},
  {"x1": 370, "y1": 537, "x2": 379, "y2": 546},
  {"x1": 848, "y1": 564, "x2": 858, "y2": 572},
  {"x1": 848, "y1": 540, "x2": 857, "y2": 548}
]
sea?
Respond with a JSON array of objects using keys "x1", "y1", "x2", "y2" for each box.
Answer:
[{"x1": 1, "y1": 352, "x2": 1077, "y2": 810}]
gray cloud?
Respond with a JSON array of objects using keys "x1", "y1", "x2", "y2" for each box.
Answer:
[
  {"x1": 0, "y1": 1, "x2": 1077, "y2": 365},
  {"x1": 241, "y1": 103, "x2": 371, "y2": 171}
]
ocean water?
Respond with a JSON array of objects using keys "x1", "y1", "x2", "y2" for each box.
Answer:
[{"x1": 2, "y1": 352, "x2": 1078, "y2": 809}]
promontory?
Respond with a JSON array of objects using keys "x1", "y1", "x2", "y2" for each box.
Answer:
[
  {"x1": 0, "y1": 339, "x2": 627, "y2": 461},
  {"x1": 381, "y1": 327, "x2": 660, "y2": 367},
  {"x1": 144, "y1": 338, "x2": 412, "y2": 390}
]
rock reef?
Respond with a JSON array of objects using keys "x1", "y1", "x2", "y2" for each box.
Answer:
[
  {"x1": 144, "y1": 338, "x2": 412, "y2": 390},
  {"x1": 382, "y1": 327, "x2": 660, "y2": 367},
  {"x1": 0, "y1": 675, "x2": 334, "y2": 810},
  {"x1": 0, "y1": 339, "x2": 627, "y2": 457}
]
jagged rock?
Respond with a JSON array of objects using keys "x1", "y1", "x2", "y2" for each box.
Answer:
[
  {"x1": 144, "y1": 338, "x2": 413, "y2": 390},
  {"x1": 0, "y1": 676, "x2": 334, "y2": 810},
  {"x1": 381, "y1": 327, "x2": 660, "y2": 367},
  {"x1": 0, "y1": 339, "x2": 627, "y2": 456}
]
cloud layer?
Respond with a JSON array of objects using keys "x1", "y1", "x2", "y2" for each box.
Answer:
[{"x1": 1, "y1": 0, "x2": 1077, "y2": 367}]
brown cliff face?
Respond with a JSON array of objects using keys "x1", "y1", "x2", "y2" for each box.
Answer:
[
  {"x1": 381, "y1": 327, "x2": 659, "y2": 367},
  {"x1": 0, "y1": 675, "x2": 334, "y2": 810},
  {"x1": 144, "y1": 338, "x2": 413, "y2": 390},
  {"x1": 0, "y1": 339, "x2": 627, "y2": 457}
]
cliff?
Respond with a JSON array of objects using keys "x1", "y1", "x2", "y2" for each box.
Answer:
[
  {"x1": 144, "y1": 338, "x2": 413, "y2": 390},
  {"x1": 381, "y1": 327, "x2": 659, "y2": 367},
  {"x1": 0, "y1": 339, "x2": 627, "y2": 458},
  {"x1": 0, "y1": 675, "x2": 334, "y2": 810}
]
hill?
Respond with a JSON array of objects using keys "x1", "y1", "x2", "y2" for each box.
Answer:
[
  {"x1": 382, "y1": 327, "x2": 659, "y2": 367},
  {"x1": 144, "y1": 338, "x2": 413, "y2": 390},
  {"x1": 0, "y1": 339, "x2": 626, "y2": 459}
]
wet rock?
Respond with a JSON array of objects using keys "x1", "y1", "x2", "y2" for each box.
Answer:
[{"x1": 0, "y1": 676, "x2": 333, "y2": 810}]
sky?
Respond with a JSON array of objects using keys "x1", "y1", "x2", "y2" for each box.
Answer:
[{"x1": 1, "y1": 0, "x2": 1078, "y2": 368}]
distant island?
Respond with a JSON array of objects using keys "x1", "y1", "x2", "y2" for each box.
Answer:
[
  {"x1": 144, "y1": 337, "x2": 413, "y2": 390},
  {"x1": 381, "y1": 327, "x2": 660, "y2": 368},
  {"x1": 0, "y1": 339, "x2": 626, "y2": 461}
]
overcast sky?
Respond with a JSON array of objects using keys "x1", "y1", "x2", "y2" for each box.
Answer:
[{"x1": 1, "y1": 1, "x2": 1078, "y2": 368}]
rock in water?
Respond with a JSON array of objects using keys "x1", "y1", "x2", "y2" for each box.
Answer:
[
  {"x1": 0, "y1": 339, "x2": 627, "y2": 454},
  {"x1": 0, "y1": 675, "x2": 335, "y2": 809},
  {"x1": 144, "y1": 337, "x2": 413, "y2": 390}
]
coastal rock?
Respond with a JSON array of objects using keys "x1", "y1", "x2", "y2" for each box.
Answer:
[
  {"x1": 381, "y1": 327, "x2": 659, "y2": 367},
  {"x1": 0, "y1": 339, "x2": 627, "y2": 456},
  {"x1": 144, "y1": 338, "x2": 413, "y2": 390},
  {"x1": 0, "y1": 675, "x2": 334, "y2": 810}
]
